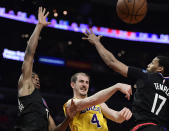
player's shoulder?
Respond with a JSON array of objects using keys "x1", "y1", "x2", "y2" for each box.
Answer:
[
  {"x1": 64, "y1": 98, "x2": 71, "y2": 107},
  {"x1": 63, "y1": 98, "x2": 73, "y2": 115},
  {"x1": 64, "y1": 98, "x2": 77, "y2": 107},
  {"x1": 164, "y1": 77, "x2": 169, "y2": 85},
  {"x1": 129, "y1": 66, "x2": 148, "y2": 74}
]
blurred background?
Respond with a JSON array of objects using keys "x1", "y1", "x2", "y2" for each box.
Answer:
[{"x1": 0, "y1": 0, "x2": 169, "y2": 130}]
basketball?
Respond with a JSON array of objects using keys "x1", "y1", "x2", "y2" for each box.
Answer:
[{"x1": 116, "y1": 0, "x2": 147, "y2": 24}]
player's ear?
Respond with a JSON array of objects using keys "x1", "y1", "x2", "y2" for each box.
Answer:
[
  {"x1": 157, "y1": 66, "x2": 164, "y2": 73},
  {"x1": 71, "y1": 82, "x2": 75, "y2": 89}
]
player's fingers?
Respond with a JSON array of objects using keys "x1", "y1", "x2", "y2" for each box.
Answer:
[
  {"x1": 86, "y1": 29, "x2": 90, "y2": 35},
  {"x1": 82, "y1": 37, "x2": 89, "y2": 40},
  {"x1": 125, "y1": 93, "x2": 130, "y2": 100},
  {"x1": 46, "y1": 22, "x2": 51, "y2": 25},
  {"x1": 38, "y1": 7, "x2": 40, "y2": 14},
  {"x1": 90, "y1": 28, "x2": 93, "y2": 34},
  {"x1": 83, "y1": 32, "x2": 88, "y2": 37},
  {"x1": 70, "y1": 99, "x2": 73, "y2": 107},
  {"x1": 70, "y1": 99, "x2": 73, "y2": 105},
  {"x1": 128, "y1": 86, "x2": 132, "y2": 95},
  {"x1": 42, "y1": 8, "x2": 46, "y2": 15},
  {"x1": 125, "y1": 110, "x2": 131, "y2": 120},
  {"x1": 129, "y1": 88, "x2": 132, "y2": 95},
  {"x1": 126, "y1": 111, "x2": 132, "y2": 120},
  {"x1": 45, "y1": 11, "x2": 49, "y2": 18},
  {"x1": 71, "y1": 99, "x2": 75, "y2": 106},
  {"x1": 39, "y1": 7, "x2": 42, "y2": 13},
  {"x1": 123, "y1": 109, "x2": 130, "y2": 120},
  {"x1": 65, "y1": 107, "x2": 69, "y2": 116},
  {"x1": 120, "y1": 108, "x2": 125, "y2": 116},
  {"x1": 98, "y1": 35, "x2": 103, "y2": 39}
]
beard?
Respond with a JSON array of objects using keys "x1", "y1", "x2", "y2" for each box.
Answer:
[{"x1": 79, "y1": 90, "x2": 88, "y2": 97}]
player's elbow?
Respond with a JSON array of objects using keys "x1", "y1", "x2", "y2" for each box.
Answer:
[
  {"x1": 106, "y1": 60, "x2": 119, "y2": 71},
  {"x1": 106, "y1": 61, "x2": 114, "y2": 68}
]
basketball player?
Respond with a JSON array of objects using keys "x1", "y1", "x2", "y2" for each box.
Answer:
[
  {"x1": 15, "y1": 7, "x2": 74, "y2": 131},
  {"x1": 64, "y1": 72, "x2": 133, "y2": 131},
  {"x1": 82, "y1": 29, "x2": 169, "y2": 131}
]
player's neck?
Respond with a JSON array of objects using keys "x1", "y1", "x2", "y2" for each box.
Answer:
[{"x1": 74, "y1": 94, "x2": 87, "y2": 99}]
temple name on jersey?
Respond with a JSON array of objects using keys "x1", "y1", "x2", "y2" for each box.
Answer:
[
  {"x1": 154, "y1": 83, "x2": 169, "y2": 97},
  {"x1": 80, "y1": 105, "x2": 101, "y2": 114}
]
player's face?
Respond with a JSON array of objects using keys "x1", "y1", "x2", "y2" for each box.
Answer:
[
  {"x1": 74, "y1": 74, "x2": 89, "y2": 97},
  {"x1": 32, "y1": 74, "x2": 40, "y2": 89},
  {"x1": 147, "y1": 57, "x2": 160, "y2": 73}
]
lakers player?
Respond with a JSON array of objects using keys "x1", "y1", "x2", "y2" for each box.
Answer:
[{"x1": 64, "y1": 72, "x2": 132, "y2": 131}]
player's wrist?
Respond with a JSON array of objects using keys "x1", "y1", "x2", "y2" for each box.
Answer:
[
  {"x1": 94, "y1": 40, "x2": 101, "y2": 45},
  {"x1": 114, "y1": 83, "x2": 123, "y2": 91},
  {"x1": 37, "y1": 23, "x2": 44, "y2": 28},
  {"x1": 111, "y1": 84, "x2": 119, "y2": 92},
  {"x1": 94, "y1": 41, "x2": 102, "y2": 48}
]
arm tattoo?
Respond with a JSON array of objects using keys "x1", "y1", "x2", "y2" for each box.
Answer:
[{"x1": 26, "y1": 45, "x2": 33, "y2": 55}]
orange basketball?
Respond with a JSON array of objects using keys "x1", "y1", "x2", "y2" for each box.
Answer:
[{"x1": 116, "y1": 0, "x2": 147, "y2": 24}]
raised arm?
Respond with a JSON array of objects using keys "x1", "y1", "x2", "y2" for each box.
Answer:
[
  {"x1": 100, "y1": 103, "x2": 132, "y2": 123},
  {"x1": 82, "y1": 29, "x2": 128, "y2": 77},
  {"x1": 66, "y1": 83, "x2": 132, "y2": 113},
  {"x1": 18, "y1": 7, "x2": 50, "y2": 88}
]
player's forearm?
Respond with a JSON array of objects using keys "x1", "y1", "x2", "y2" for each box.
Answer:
[
  {"x1": 102, "y1": 108, "x2": 123, "y2": 123},
  {"x1": 21, "y1": 24, "x2": 43, "y2": 77},
  {"x1": 25, "y1": 23, "x2": 43, "y2": 57},
  {"x1": 115, "y1": 116, "x2": 125, "y2": 123},
  {"x1": 76, "y1": 85, "x2": 119, "y2": 111},
  {"x1": 110, "y1": 111, "x2": 125, "y2": 123},
  {"x1": 110, "y1": 112, "x2": 125, "y2": 123},
  {"x1": 94, "y1": 41, "x2": 118, "y2": 68},
  {"x1": 54, "y1": 116, "x2": 70, "y2": 131},
  {"x1": 94, "y1": 42, "x2": 128, "y2": 77}
]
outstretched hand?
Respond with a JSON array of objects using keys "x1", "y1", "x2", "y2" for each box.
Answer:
[
  {"x1": 118, "y1": 107, "x2": 132, "y2": 121},
  {"x1": 38, "y1": 7, "x2": 51, "y2": 26},
  {"x1": 116, "y1": 83, "x2": 132, "y2": 100},
  {"x1": 66, "y1": 99, "x2": 77, "y2": 119},
  {"x1": 82, "y1": 29, "x2": 102, "y2": 45}
]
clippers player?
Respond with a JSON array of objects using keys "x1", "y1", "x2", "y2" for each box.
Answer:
[
  {"x1": 15, "y1": 7, "x2": 73, "y2": 131},
  {"x1": 82, "y1": 29, "x2": 169, "y2": 131}
]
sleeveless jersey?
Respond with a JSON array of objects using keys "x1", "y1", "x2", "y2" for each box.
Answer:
[
  {"x1": 63, "y1": 99, "x2": 108, "y2": 131},
  {"x1": 16, "y1": 88, "x2": 49, "y2": 131},
  {"x1": 128, "y1": 66, "x2": 169, "y2": 127}
]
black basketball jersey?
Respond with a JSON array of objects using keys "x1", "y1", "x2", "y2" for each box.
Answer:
[
  {"x1": 128, "y1": 66, "x2": 169, "y2": 126},
  {"x1": 15, "y1": 88, "x2": 49, "y2": 131}
]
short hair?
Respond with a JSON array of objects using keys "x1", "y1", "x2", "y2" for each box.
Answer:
[
  {"x1": 71, "y1": 72, "x2": 90, "y2": 83},
  {"x1": 157, "y1": 56, "x2": 169, "y2": 76},
  {"x1": 32, "y1": 72, "x2": 38, "y2": 78}
]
